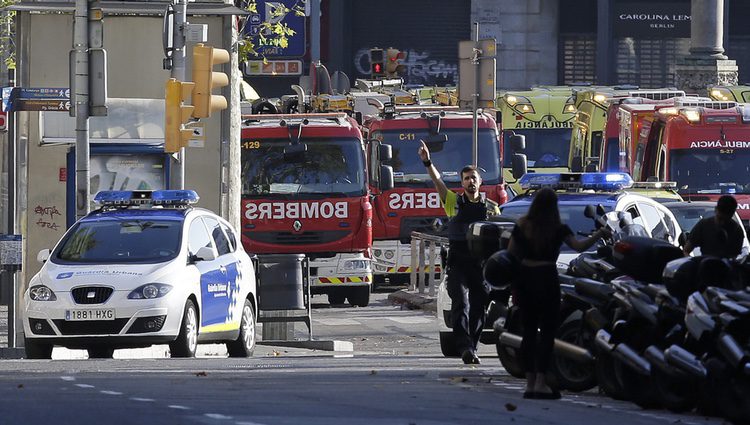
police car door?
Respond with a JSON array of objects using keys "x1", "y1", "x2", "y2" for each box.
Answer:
[
  {"x1": 203, "y1": 216, "x2": 243, "y2": 331},
  {"x1": 186, "y1": 216, "x2": 225, "y2": 329}
]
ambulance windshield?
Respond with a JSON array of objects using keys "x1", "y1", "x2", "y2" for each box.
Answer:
[
  {"x1": 375, "y1": 128, "x2": 501, "y2": 187},
  {"x1": 241, "y1": 137, "x2": 366, "y2": 197},
  {"x1": 670, "y1": 148, "x2": 750, "y2": 194},
  {"x1": 501, "y1": 129, "x2": 571, "y2": 168}
]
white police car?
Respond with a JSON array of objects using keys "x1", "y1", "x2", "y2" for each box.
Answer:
[
  {"x1": 437, "y1": 173, "x2": 684, "y2": 357},
  {"x1": 23, "y1": 190, "x2": 258, "y2": 359}
]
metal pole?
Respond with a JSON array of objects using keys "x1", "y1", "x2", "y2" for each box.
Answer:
[
  {"x1": 74, "y1": 0, "x2": 90, "y2": 220},
  {"x1": 310, "y1": 0, "x2": 320, "y2": 63},
  {"x1": 5, "y1": 71, "x2": 15, "y2": 348},
  {"x1": 171, "y1": 0, "x2": 187, "y2": 189},
  {"x1": 471, "y1": 22, "x2": 479, "y2": 167}
]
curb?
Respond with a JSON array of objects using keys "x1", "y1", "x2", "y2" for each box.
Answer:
[{"x1": 387, "y1": 290, "x2": 437, "y2": 313}]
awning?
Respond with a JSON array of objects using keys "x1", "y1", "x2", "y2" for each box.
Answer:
[{"x1": 7, "y1": 1, "x2": 248, "y2": 16}]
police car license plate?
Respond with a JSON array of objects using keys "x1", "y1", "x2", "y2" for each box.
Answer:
[{"x1": 65, "y1": 309, "x2": 115, "y2": 321}]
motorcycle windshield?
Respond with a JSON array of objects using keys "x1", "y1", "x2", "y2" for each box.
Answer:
[
  {"x1": 501, "y1": 129, "x2": 571, "y2": 168},
  {"x1": 373, "y1": 128, "x2": 502, "y2": 187},
  {"x1": 241, "y1": 137, "x2": 367, "y2": 198},
  {"x1": 670, "y1": 148, "x2": 750, "y2": 194}
]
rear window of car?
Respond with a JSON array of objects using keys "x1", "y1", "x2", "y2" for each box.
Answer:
[
  {"x1": 53, "y1": 219, "x2": 182, "y2": 264},
  {"x1": 500, "y1": 203, "x2": 612, "y2": 238}
]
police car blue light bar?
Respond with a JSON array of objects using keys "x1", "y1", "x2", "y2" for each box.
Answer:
[
  {"x1": 94, "y1": 190, "x2": 199, "y2": 206},
  {"x1": 519, "y1": 173, "x2": 633, "y2": 191}
]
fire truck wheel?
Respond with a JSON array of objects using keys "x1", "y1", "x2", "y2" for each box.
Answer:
[
  {"x1": 348, "y1": 286, "x2": 370, "y2": 307},
  {"x1": 328, "y1": 293, "x2": 346, "y2": 305}
]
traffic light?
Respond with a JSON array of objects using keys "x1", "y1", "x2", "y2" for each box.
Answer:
[
  {"x1": 370, "y1": 48, "x2": 385, "y2": 78},
  {"x1": 385, "y1": 48, "x2": 407, "y2": 78},
  {"x1": 164, "y1": 78, "x2": 196, "y2": 153},
  {"x1": 192, "y1": 43, "x2": 230, "y2": 118}
]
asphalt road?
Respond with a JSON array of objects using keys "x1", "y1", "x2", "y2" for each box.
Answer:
[{"x1": 0, "y1": 290, "x2": 728, "y2": 425}]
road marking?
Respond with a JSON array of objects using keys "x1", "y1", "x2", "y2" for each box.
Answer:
[
  {"x1": 130, "y1": 397, "x2": 155, "y2": 402},
  {"x1": 236, "y1": 421, "x2": 269, "y2": 425},
  {"x1": 205, "y1": 413, "x2": 232, "y2": 420},
  {"x1": 100, "y1": 390, "x2": 123, "y2": 395},
  {"x1": 60, "y1": 376, "x2": 76, "y2": 381},
  {"x1": 388, "y1": 316, "x2": 433, "y2": 324},
  {"x1": 314, "y1": 318, "x2": 360, "y2": 326},
  {"x1": 75, "y1": 384, "x2": 94, "y2": 388},
  {"x1": 168, "y1": 405, "x2": 191, "y2": 410}
]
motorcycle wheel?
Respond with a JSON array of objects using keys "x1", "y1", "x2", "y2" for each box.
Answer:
[
  {"x1": 705, "y1": 357, "x2": 750, "y2": 424},
  {"x1": 614, "y1": 357, "x2": 660, "y2": 409},
  {"x1": 496, "y1": 341, "x2": 525, "y2": 378},
  {"x1": 651, "y1": 365, "x2": 697, "y2": 413},
  {"x1": 549, "y1": 318, "x2": 597, "y2": 392},
  {"x1": 595, "y1": 348, "x2": 629, "y2": 400}
]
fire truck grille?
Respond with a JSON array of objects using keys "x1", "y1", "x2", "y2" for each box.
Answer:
[
  {"x1": 71, "y1": 287, "x2": 114, "y2": 304},
  {"x1": 244, "y1": 230, "x2": 350, "y2": 245},
  {"x1": 399, "y1": 216, "x2": 449, "y2": 242}
]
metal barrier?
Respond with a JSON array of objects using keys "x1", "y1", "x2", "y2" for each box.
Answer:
[{"x1": 409, "y1": 231, "x2": 449, "y2": 296}]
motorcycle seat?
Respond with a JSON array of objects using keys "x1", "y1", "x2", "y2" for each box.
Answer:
[
  {"x1": 574, "y1": 277, "x2": 615, "y2": 301},
  {"x1": 641, "y1": 284, "x2": 667, "y2": 300}
]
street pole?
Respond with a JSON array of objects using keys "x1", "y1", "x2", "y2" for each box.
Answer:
[
  {"x1": 171, "y1": 0, "x2": 187, "y2": 189},
  {"x1": 74, "y1": 0, "x2": 90, "y2": 220},
  {"x1": 310, "y1": 0, "x2": 320, "y2": 63},
  {"x1": 471, "y1": 22, "x2": 479, "y2": 167}
]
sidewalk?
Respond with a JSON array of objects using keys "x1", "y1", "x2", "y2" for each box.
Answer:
[{"x1": 387, "y1": 288, "x2": 437, "y2": 313}]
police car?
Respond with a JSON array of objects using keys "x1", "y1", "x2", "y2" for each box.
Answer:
[
  {"x1": 23, "y1": 190, "x2": 258, "y2": 359},
  {"x1": 437, "y1": 173, "x2": 683, "y2": 357}
]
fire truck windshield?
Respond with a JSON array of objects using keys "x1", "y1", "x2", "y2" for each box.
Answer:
[
  {"x1": 670, "y1": 149, "x2": 750, "y2": 194},
  {"x1": 241, "y1": 137, "x2": 366, "y2": 197},
  {"x1": 374, "y1": 128, "x2": 501, "y2": 186},
  {"x1": 501, "y1": 129, "x2": 570, "y2": 168}
]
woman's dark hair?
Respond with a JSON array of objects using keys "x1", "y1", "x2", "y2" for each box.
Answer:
[{"x1": 518, "y1": 188, "x2": 562, "y2": 255}]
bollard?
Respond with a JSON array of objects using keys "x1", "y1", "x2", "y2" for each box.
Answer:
[{"x1": 427, "y1": 240, "x2": 436, "y2": 296}]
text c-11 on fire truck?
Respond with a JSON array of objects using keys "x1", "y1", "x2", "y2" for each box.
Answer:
[{"x1": 240, "y1": 112, "x2": 395, "y2": 307}]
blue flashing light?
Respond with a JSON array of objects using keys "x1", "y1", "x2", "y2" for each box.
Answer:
[
  {"x1": 94, "y1": 190, "x2": 199, "y2": 207},
  {"x1": 519, "y1": 173, "x2": 633, "y2": 191}
]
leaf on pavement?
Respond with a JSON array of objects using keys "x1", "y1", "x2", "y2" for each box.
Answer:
[
  {"x1": 195, "y1": 371, "x2": 207, "y2": 377},
  {"x1": 505, "y1": 402, "x2": 517, "y2": 411}
]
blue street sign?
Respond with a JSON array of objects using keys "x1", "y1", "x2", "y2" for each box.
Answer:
[
  {"x1": 16, "y1": 87, "x2": 70, "y2": 99},
  {"x1": 243, "y1": 0, "x2": 306, "y2": 58}
]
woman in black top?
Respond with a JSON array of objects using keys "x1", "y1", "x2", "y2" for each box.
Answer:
[{"x1": 508, "y1": 188, "x2": 608, "y2": 399}]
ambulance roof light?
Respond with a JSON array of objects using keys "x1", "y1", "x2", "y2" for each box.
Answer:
[
  {"x1": 681, "y1": 108, "x2": 701, "y2": 123},
  {"x1": 519, "y1": 173, "x2": 633, "y2": 191}
]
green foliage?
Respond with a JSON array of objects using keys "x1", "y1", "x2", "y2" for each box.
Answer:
[
  {"x1": 238, "y1": 0, "x2": 305, "y2": 63},
  {"x1": 0, "y1": 1, "x2": 16, "y2": 69}
]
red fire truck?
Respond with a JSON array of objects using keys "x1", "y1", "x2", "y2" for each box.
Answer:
[
  {"x1": 363, "y1": 106, "x2": 508, "y2": 284},
  {"x1": 634, "y1": 101, "x2": 750, "y2": 228},
  {"x1": 240, "y1": 113, "x2": 394, "y2": 306}
]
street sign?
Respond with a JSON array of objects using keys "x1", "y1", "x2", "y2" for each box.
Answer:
[
  {"x1": 15, "y1": 99, "x2": 71, "y2": 112},
  {"x1": 243, "y1": 59, "x2": 302, "y2": 76},
  {"x1": 0, "y1": 109, "x2": 6, "y2": 131},
  {"x1": 458, "y1": 39, "x2": 496, "y2": 109},
  {"x1": 16, "y1": 87, "x2": 70, "y2": 99},
  {"x1": 243, "y1": 0, "x2": 306, "y2": 58}
]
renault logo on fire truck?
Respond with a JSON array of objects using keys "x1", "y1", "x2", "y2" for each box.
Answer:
[
  {"x1": 245, "y1": 201, "x2": 349, "y2": 220},
  {"x1": 293, "y1": 220, "x2": 302, "y2": 232}
]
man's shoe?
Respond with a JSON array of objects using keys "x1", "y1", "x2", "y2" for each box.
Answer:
[{"x1": 461, "y1": 350, "x2": 480, "y2": 365}]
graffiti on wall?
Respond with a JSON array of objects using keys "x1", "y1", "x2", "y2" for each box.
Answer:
[
  {"x1": 354, "y1": 48, "x2": 458, "y2": 86},
  {"x1": 35, "y1": 204, "x2": 61, "y2": 231}
]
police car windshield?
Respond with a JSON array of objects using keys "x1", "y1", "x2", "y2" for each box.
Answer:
[
  {"x1": 500, "y1": 203, "x2": 612, "y2": 248},
  {"x1": 375, "y1": 129, "x2": 501, "y2": 187},
  {"x1": 502, "y1": 129, "x2": 570, "y2": 168},
  {"x1": 53, "y1": 219, "x2": 182, "y2": 264},
  {"x1": 241, "y1": 137, "x2": 366, "y2": 197},
  {"x1": 670, "y1": 149, "x2": 750, "y2": 194}
]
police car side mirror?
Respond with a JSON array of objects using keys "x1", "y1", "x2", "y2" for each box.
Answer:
[
  {"x1": 36, "y1": 249, "x2": 50, "y2": 264},
  {"x1": 678, "y1": 232, "x2": 689, "y2": 248},
  {"x1": 194, "y1": 246, "x2": 217, "y2": 262}
]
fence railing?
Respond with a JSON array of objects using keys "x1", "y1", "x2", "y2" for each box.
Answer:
[{"x1": 409, "y1": 231, "x2": 449, "y2": 296}]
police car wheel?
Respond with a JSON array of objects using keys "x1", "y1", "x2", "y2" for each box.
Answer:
[
  {"x1": 170, "y1": 300, "x2": 198, "y2": 358},
  {"x1": 227, "y1": 299, "x2": 256, "y2": 357},
  {"x1": 24, "y1": 337, "x2": 52, "y2": 359},
  {"x1": 87, "y1": 346, "x2": 115, "y2": 359}
]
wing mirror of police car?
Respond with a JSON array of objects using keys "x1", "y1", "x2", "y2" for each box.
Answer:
[
  {"x1": 193, "y1": 247, "x2": 217, "y2": 262},
  {"x1": 678, "y1": 232, "x2": 689, "y2": 248},
  {"x1": 37, "y1": 249, "x2": 50, "y2": 264}
]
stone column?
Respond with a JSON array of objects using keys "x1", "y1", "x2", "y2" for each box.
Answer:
[{"x1": 674, "y1": 0, "x2": 737, "y2": 95}]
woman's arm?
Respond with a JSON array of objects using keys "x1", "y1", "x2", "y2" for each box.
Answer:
[{"x1": 564, "y1": 228, "x2": 608, "y2": 253}]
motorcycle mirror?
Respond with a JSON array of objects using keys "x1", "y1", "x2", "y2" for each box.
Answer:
[
  {"x1": 596, "y1": 204, "x2": 606, "y2": 216},
  {"x1": 584, "y1": 205, "x2": 596, "y2": 219}
]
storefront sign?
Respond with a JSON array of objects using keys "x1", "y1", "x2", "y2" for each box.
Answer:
[{"x1": 614, "y1": 2, "x2": 691, "y2": 38}]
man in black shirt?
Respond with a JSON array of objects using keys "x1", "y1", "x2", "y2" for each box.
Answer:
[{"x1": 683, "y1": 195, "x2": 745, "y2": 258}]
